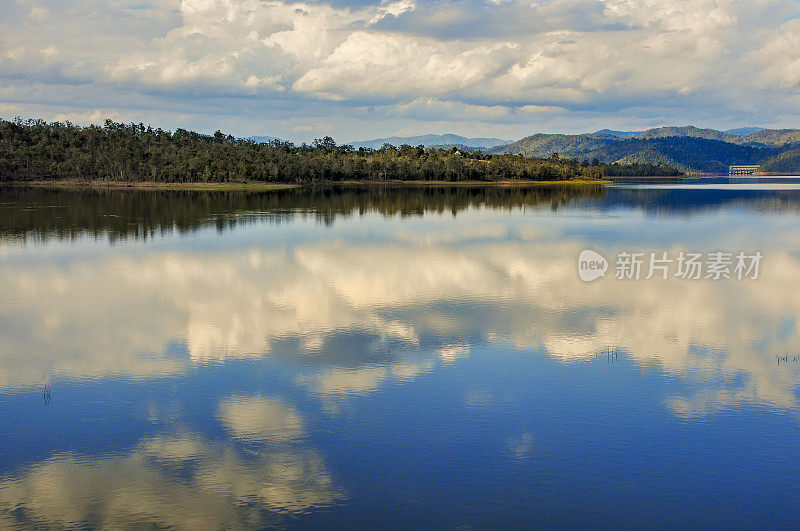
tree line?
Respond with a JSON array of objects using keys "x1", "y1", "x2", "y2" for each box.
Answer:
[{"x1": 0, "y1": 118, "x2": 680, "y2": 183}]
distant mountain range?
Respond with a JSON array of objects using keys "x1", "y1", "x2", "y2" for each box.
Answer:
[
  {"x1": 246, "y1": 126, "x2": 800, "y2": 173},
  {"x1": 595, "y1": 127, "x2": 765, "y2": 137},
  {"x1": 248, "y1": 135, "x2": 280, "y2": 144},
  {"x1": 349, "y1": 134, "x2": 510, "y2": 150},
  {"x1": 489, "y1": 126, "x2": 800, "y2": 173}
]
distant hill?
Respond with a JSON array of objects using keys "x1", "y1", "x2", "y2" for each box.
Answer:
[
  {"x1": 623, "y1": 126, "x2": 800, "y2": 147},
  {"x1": 725, "y1": 127, "x2": 764, "y2": 135},
  {"x1": 492, "y1": 126, "x2": 800, "y2": 172},
  {"x1": 735, "y1": 129, "x2": 800, "y2": 146},
  {"x1": 633, "y1": 126, "x2": 740, "y2": 143},
  {"x1": 594, "y1": 129, "x2": 643, "y2": 137},
  {"x1": 633, "y1": 126, "x2": 800, "y2": 146},
  {"x1": 594, "y1": 127, "x2": 765, "y2": 138},
  {"x1": 350, "y1": 134, "x2": 510, "y2": 150},
  {"x1": 490, "y1": 132, "x2": 618, "y2": 158},
  {"x1": 760, "y1": 148, "x2": 800, "y2": 172},
  {"x1": 422, "y1": 143, "x2": 490, "y2": 152},
  {"x1": 248, "y1": 135, "x2": 281, "y2": 144}
]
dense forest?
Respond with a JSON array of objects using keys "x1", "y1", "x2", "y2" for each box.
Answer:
[
  {"x1": 760, "y1": 147, "x2": 800, "y2": 173},
  {"x1": 0, "y1": 118, "x2": 680, "y2": 184}
]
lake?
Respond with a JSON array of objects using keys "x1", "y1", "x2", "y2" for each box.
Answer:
[{"x1": 1, "y1": 181, "x2": 800, "y2": 528}]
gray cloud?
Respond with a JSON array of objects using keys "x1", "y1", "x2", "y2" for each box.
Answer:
[
  {"x1": 1, "y1": 0, "x2": 799, "y2": 140},
  {"x1": 371, "y1": 0, "x2": 624, "y2": 40}
]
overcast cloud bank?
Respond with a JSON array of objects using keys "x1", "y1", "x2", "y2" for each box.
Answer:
[{"x1": 1, "y1": 0, "x2": 799, "y2": 140}]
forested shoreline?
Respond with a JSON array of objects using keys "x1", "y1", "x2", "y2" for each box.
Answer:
[{"x1": 0, "y1": 119, "x2": 681, "y2": 184}]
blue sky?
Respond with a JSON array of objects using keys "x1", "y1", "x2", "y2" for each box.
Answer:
[{"x1": 1, "y1": 0, "x2": 800, "y2": 142}]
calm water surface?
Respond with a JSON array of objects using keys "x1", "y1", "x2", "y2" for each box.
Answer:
[{"x1": 1, "y1": 182, "x2": 800, "y2": 528}]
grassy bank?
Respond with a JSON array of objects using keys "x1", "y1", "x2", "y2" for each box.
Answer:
[
  {"x1": 2, "y1": 179, "x2": 610, "y2": 191},
  {"x1": 1, "y1": 180, "x2": 303, "y2": 191}
]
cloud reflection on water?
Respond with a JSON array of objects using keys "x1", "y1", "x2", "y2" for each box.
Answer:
[
  {"x1": 0, "y1": 433, "x2": 343, "y2": 528},
  {"x1": 1, "y1": 212, "x2": 799, "y2": 416}
]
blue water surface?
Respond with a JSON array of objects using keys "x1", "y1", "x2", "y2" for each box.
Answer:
[{"x1": 0, "y1": 182, "x2": 799, "y2": 528}]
